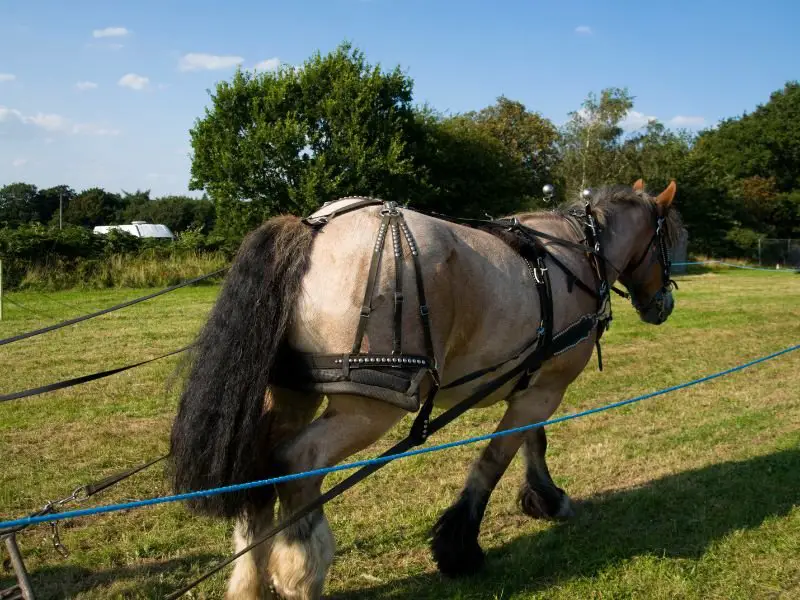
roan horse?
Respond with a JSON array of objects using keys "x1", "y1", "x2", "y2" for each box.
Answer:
[{"x1": 169, "y1": 179, "x2": 682, "y2": 599}]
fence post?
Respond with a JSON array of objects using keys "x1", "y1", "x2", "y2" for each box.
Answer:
[
  {"x1": 2, "y1": 533, "x2": 36, "y2": 599},
  {"x1": 758, "y1": 238, "x2": 762, "y2": 266},
  {"x1": 1, "y1": 259, "x2": 3, "y2": 322}
]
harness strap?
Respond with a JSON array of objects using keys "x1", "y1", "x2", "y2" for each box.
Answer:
[
  {"x1": 399, "y1": 213, "x2": 437, "y2": 365},
  {"x1": 391, "y1": 219, "x2": 404, "y2": 355},
  {"x1": 352, "y1": 214, "x2": 391, "y2": 354}
]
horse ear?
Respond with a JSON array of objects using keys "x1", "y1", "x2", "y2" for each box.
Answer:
[
  {"x1": 656, "y1": 180, "x2": 677, "y2": 208},
  {"x1": 632, "y1": 179, "x2": 645, "y2": 192}
]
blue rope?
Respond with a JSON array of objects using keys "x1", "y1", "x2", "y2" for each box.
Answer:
[{"x1": 1, "y1": 341, "x2": 798, "y2": 531}]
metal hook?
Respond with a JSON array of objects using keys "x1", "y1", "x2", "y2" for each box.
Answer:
[{"x1": 50, "y1": 522, "x2": 69, "y2": 558}]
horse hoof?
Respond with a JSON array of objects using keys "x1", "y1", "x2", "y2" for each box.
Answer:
[
  {"x1": 430, "y1": 502, "x2": 485, "y2": 577},
  {"x1": 518, "y1": 483, "x2": 574, "y2": 521}
]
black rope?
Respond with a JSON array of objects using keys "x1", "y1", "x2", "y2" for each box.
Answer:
[
  {"x1": 79, "y1": 454, "x2": 169, "y2": 498},
  {"x1": 0, "y1": 268, "x2": 228, "y2": 347},
  {"x1": 38, "y1": 291, "x2": 97, "y2": 314},
  {"x1": 3, "y1": 296, "x2": 56, "y2": 320},
  {"x1": 0, "y1": 454, "x2": 169, "y2": 538},
  {"x1": 0, "y1": 345, "x2": 191, "y2": 403}
]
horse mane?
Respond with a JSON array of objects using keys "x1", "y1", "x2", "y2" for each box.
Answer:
[{"x1": 516, "y1": 184, "x2": 684, "y2": 247}]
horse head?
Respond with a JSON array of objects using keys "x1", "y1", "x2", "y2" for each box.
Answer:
[{"x1": 616, "y1": 179, "x2": 681, "y2": 325}]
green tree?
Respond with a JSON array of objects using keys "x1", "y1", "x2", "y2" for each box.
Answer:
[
  {"x1": 620, "y1": 121, "x2": 693, "y2": 191},
  {"x1": 408, "y1": 105, "x2": 554, "y2": 218},
  {"x1": 64, "y1": 187, "x2": 123, "y2": 227},
  {"x1": 189, "y1": 42, "x2": 422, "y2": 237},
  {"x1": 688, "y1": 81, "x2": 800, "y2": 244},
  {"x1": 462, "y1": 96, "x2": 559, "y2": 202},
  {"x1": 555, "y1": 87, "x2": 635, "y2": 199},
  {"x1": 0, "y1": 182, "x2": 39, "y2": 226},
  {"x1": 38, "y1": 185, "x2": 76, "y2": 227},
  {"x1": 694, "y1": 81, "x2": 800, "y2": 192}
]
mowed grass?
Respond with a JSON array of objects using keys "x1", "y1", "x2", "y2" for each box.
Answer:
[{"x1": 1, "y1": 266, "x2": 799, "y2": 599}]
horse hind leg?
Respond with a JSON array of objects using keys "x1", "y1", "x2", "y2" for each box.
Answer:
[
  {"x1": 227, "y1": 502, "x2": 279, "y2": 599},
  {"x1": 266, "y1": 393, "x2": 406, "y2": 600},
  {"x1": 517, "y1": 426, "x2": 575, "y2": 520},
  {"x1": 226, "y1": 388, "x2": 324, "y2": 600}
]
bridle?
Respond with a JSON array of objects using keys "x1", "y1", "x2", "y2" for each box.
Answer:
[{"x1": 620, "y1": 210, "x2": 678, "y2": 316}]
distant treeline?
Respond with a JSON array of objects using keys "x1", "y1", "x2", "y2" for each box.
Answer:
[{"x1": 1, "y1": 42, "x2": 799, "y2": 290}]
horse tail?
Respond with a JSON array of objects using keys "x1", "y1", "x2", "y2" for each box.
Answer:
[{"x1": 169, "y1": 215, "x2": 316, "y2": 518}]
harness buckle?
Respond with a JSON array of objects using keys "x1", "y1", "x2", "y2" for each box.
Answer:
[
  {"x1": 360, "y1": 306, "x2": 371, "y2": 318},
  {"x1": 533, "y1": 260, "x2": 548, "y2": 285},
  {"x1": 381, "y1": 201, "x2": 400, "y2": 216}
]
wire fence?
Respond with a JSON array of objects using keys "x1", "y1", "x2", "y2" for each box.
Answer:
[{"x1": 758, "y1": 238, "x2": 800, "y2": 268}]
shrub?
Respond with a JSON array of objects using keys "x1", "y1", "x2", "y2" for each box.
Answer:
[{"x1": 0, "y1": 224, "x2": 236, "y2": 290}]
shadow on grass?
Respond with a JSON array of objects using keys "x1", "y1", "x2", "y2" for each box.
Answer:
[
  {"x1": 334, "y1": 447, "x2": 800, "y2": 599},
  {"x1": 1, "y1": 551, "x2": 220, "y2": 600},
  {"x1": 673, "y1": 263, "x2": 716, "y2": 276}
]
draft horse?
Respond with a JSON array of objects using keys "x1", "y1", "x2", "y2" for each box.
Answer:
[{"x1": 169, "y1": 179, "x2": 682, "y2": 599}]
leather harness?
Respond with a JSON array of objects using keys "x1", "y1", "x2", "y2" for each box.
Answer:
[{"x1": 273, "y1": 196, "x2": 673, "y2": 444}]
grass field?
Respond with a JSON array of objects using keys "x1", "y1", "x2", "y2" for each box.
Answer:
[{"x1": 2, "y1": 266, "x2": 800, "y2": 599}]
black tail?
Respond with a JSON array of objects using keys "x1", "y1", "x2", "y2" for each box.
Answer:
[{"x1": 169, "y1": 215, "x2": 316, "y2": 518}]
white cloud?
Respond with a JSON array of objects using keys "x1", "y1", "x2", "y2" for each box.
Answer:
[
  {"x1": 0, "y1": 104, "x2": 119, "y2": 137},
  {"x1": 575, "y1": 25, "x2": 593, "y2": 35},
  {"x1": 24, "y1": 112, "x2": 71, "y2": 132},
  {"x1": 253, "y1": 57, "x2": 280, "y2": 71},
  {"x1": 0, "y1": 106, "x2": 23, "y2": 121},
  {"x1": 118, "y1": 73, "x2": 149, "y2": 91},
  {"x1": 12, "y1": 158, "x2": 28, "y2": 168},
  {"x1": 622, "y1": 110, "x2": 657, "y2": 131},
  {"x1": 93, "y1": 26, "x2": 129, "y2": 38},
  {"x1": 179, "y1": 52, "x2": 244, "y2": 72},
  {"x1": 669, "y1": 115, "x2": 706, "y2": 128},
  {"x1": 75, "y1": 81, "x2": 98, "y2": 91},
  {"x1": 0, "y1": 73, "x2": 16, "y2": 83}
]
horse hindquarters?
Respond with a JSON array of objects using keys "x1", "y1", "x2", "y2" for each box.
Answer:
[{"x1": 169, "y1": 215, "x2": 318, "y2": 519}]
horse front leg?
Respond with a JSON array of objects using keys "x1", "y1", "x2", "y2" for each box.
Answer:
[
  {"x1": 518, "y1": 426, "x2": 575, "y2": 520},
  {"x1": 430, "y1": 381, "x2": 571, "y2": 577},
  {"x1": 428, "y1": 388, "x2": 546, "y2": 576}
]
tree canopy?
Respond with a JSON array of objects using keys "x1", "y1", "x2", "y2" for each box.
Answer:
[{"x1": 188, "y1": 42, "x2": 422, "y2": 236}]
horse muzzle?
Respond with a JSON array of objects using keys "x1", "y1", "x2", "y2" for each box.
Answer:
[{"x1": 635, "y1": 288, "x2": 674, "y2": 325}]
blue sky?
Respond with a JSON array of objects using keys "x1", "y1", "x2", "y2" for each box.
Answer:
[{"x1": 1, "y1": 0, "x2": 798, "y2": 197}]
